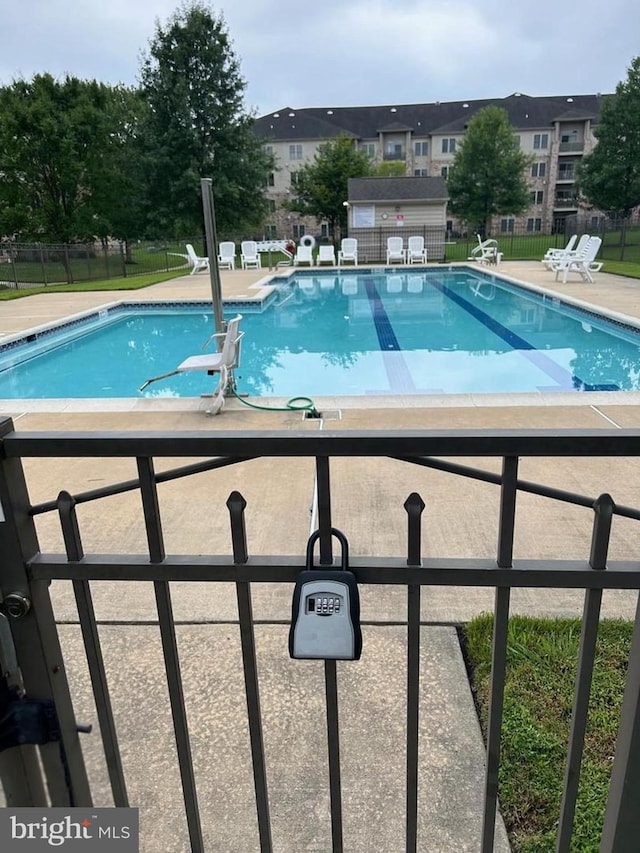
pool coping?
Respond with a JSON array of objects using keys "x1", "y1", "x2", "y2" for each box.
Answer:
[{"x1": 3, "y1": 263, "x2": 640, "y2": 413}]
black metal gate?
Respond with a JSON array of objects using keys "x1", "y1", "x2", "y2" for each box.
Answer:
[{"x1": 1, "y1": 416, "x2": 640, "y2": 851}]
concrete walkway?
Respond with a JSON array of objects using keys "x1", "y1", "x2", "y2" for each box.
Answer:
[{"x1": 2, "y1": 261, "x2": 640, "y2": 850}]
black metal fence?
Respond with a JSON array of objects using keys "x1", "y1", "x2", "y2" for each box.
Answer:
[
  {"x1": 1, "y1": 216, "x2": 639, "y2": 289},
  {"x1": 0, "y1": 238, "x2": 199, "y2": 288},
  {"x1": 2, "y1": 418, "x2": 640, "y2": 851}
]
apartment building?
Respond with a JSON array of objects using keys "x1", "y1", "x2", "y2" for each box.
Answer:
[{"x1": 253, "y1": 92, "x2": 607, "y2": 239}]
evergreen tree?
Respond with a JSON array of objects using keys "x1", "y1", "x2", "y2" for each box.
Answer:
[{"x1": 139, "y1": 1, "x2": 271, "y2": 237}]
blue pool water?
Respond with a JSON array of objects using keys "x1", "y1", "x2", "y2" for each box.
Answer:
[{"x1": 1, "y1": 269, "x2": 640, "y2": 398}]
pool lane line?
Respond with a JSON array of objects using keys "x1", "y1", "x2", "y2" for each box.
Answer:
[
  {"x1": 364, "y1": 277, "x2": 400, "y2": 350},
  {"x1": 430, "y1": 276, "x2": 620, "y2": 392},
  {"x1": 363, "y1": 277, "x2": 425, "y2": 394}
]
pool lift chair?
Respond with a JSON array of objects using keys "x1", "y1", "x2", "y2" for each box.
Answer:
[
  {"x1": 468, "y1": 235, "x2": 502, "y2": 265},
  {"x1": 138, "y1": 314, "x2": 244, "y2": 415}
]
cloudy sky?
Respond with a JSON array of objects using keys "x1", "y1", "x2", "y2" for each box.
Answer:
[{"x1": 1, "y1": 0, "x2": 637, "y2": 115}]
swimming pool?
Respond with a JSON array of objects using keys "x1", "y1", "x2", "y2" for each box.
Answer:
[{"x1": 1, "y1": 268, "x2": 640, "y2": 399}]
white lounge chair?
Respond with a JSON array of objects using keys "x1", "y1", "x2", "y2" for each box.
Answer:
[
  {"x1": 550, "y1": 236, "x2": 603, "y2": 283},
  {"x1": 240, "y1": 241, "x2": 261, "y2": 270},
  {"x1": 185, "y1": 244, "x2": 209, "y2": 275},
  {"x1": 316, "y1": 245, "x2": 336, "y2": 265},
  {"x1": 139, "y1": 315, "x2": 244, "y2": 415},
  {"x1": 293, "y1": 245, "x2": 314, "y2": 266},
  {"x1": 407, "y1": 236, "x2": 427, "y2": 264},
  {"x1": 542, "y1": 234, "x2": 590, "y2": 270},
  {"x1": 541, "y1": 234, "x2": 577, "y2": 266},
  {"x1": 338, "y1": 238, "x2": 358, "y2": 266},
  {"x1": 217, "y1": 241, "x2": 236, "y2": 270},
  {"x1": 386, "y1": 237, "x2": 406, "y2": 265},
  {"x1": 468, "y1": 236, "x2": 500, "y2": 265}
]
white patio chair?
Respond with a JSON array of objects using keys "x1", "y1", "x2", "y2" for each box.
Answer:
[
  {"x1": 407, "y1": 236, "x2": 427, "y2": 264},
  {"x1": 185, "y1": 244, "x2": 209, "y2": 275},
  {"x1": 293, "y1": 245, "x2": 314, "y2": 266},
  {"x1": 386, "y1": 237, "x2": 406, "y2": 264},
  {"x1": 542, "y1": 234, "x2": 590, "y2": 269},
  {"x1": 316, "y1": 245, "x2": 336, "y2": 266},
  {"x1": 217, "y1": 241, "x2": 236, "y2": 271},
  {"x1": 240, "y1": 241, "x2": 261, "y2": 270},
  {"x1": 338, "y1": 238, "x2": 358, "y2": 266},
  {"x1": 139, "y1": 315, "x2": 244, "y2": 415},
  {"x1": 550, "y1": 236, "x2": 603, "y2": 283}
]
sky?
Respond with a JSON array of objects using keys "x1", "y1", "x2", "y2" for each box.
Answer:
[{"x1": 1, "y1": 0, "x2": 638, "y2": 116}]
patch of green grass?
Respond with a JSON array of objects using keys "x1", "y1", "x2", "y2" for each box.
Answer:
[
  {"x1": 600, "y1": 261, "x2": 640, "y2": 279},
  {"x1": 464, "y1": 614, "x2": 631, "y2": 852},
  {"x1": 0, "y1": 270, "x2": 185, "y2": 300}
]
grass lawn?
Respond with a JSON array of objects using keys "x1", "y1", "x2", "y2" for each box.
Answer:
[
  {"x1": 464, "y1": 614, "x2": 630, "y2": 852},
  {"x1": 0, "y1": 270, "x2": 184, "y2": 300}
]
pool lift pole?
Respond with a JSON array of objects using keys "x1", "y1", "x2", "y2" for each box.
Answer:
[{"x1": 200, "y1": 177, "x2": 225, "y2": 345}]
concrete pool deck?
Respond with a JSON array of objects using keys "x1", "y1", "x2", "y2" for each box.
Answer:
[{"x1": 2, "y1": 261, "x2": 640, "y2": 850}]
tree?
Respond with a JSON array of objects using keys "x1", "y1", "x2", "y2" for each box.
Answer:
[
  {"x1": 446, "y1": 106, "x2": 532, "y2": 236},
  {"x1": 139, "y1": 1, "x2": 271, "y2": 237},
  {"x1": 287, "y1": 135, "x2": 373, "y2": 240},
  {"x1": 0, "y1": 74, "x2": 134, "y2": 242},
  {"x1": 577, "y1": 56, "x2": 640, "y2": 218}
]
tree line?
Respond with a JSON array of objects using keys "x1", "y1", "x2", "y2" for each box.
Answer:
[{"x1": 0, "y1": 2, "x2": 272, "y2": 245}]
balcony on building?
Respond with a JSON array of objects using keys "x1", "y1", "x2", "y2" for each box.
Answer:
[
  {"x1": 554, "y1": 192, "x2": 579, "y2": 209},
  {"x1": 384, "y1": 146, "x2": 406, "y2": 161},
  {"x1": 558, "y1": 141, "x2": 584, "y2": 154},
  {"x1": 556, "y1": 166, "x2": 576, "y2": 183}
]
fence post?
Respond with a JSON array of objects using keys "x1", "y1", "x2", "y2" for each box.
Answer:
[
  {"x1": 120, "y1": 242, "x2": 127, "y2": 277},
  {"x1": 620, "y1": 218, "x2": 627, "y2": 263},
  {"x1": 63, "y1": 243, "x2": 73, "y2": 284},
  {"x1": 11, "y1": 244, "x2": 19, "y2": 289},
  {"x1": 103, "y1": 241, "x2": 110, "y2": 280},
  {"x1": 38, "y1": 243, "x2": 47, "y2": 286},
  {"x1": 0, "y1": 417, "x2": 92, "y2": 806}
]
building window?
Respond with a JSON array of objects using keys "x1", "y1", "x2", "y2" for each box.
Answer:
[
  {"x1": 267, "y1": 172, "x2": 275, "y2": 187},
  {"x1": 590, "y1": 216, "x2": 602, "y2": 230},
  {"x1": 292, "y1": 224, "x2": 306, "y2": 239},
  {"x1": 442, "y1": 138, "x2": 456, "y2": 154},
  {"x1": 264, "y1": 224, "x2": 277, "y2": 239},
  {"x1": 264, "y1": 145, "x2": 273, "y2": 155},
  {"x1": 289, "y1": 144, "x2": 303, "y2": 160},
  {"x1": 531, "y1": 162, "x2": 546, "y2": 178},
  {"x1": 530, "y1": 190, "x2": 544, "y2": 205},
  {"x1": 290, "y1": 172, "x2": 299, "y2": 188},
  {"x1": 440, "y1": 166, "x2": 449, "y2": 178},
  {"x1": 533, "y1": 133, "x2": 549, "y2": 150},
  {"x1": 501, "y1": 218, "x2": 515, "y2": 233},
  {"x1": 359, "y1": 142, "x2": 375, "y2": 156},
  {"x1": 320, "y1": 223, "x2": 334, "y2": 238},
  {"x1": 267, "y1": 199, "x2": 276, "y2": 213},
  {"x1": 414, "y1": 169, "x2": 428, "y2": 176},
  {"x1": 526, "y1": 217, "x2": 542, "y2": 232},
  {"x1": 414, "y1": 141, "x2": 429, "y2": 156}
]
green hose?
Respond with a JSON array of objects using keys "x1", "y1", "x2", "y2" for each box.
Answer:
[{"x1": 230, "y1": 385, "x2": 320, "y2": 417}]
